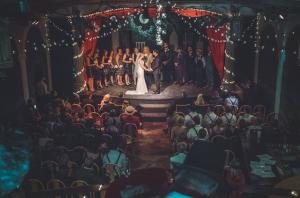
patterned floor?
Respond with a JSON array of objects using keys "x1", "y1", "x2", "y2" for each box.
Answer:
[{"x1": 132, "y1": 122, "x2": 171, "y2": 170}]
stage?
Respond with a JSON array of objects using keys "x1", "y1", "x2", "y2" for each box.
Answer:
[
  {"x1": 93, "y1": 83, "x2": 206, "y2": 122},
  {"x1": 94, "y1": 82, "x2": 205, "y2": 101}
]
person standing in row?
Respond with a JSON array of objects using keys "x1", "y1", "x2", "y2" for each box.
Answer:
[
  {"x1": 123, "y1": 48, "x2": 132, "y2": 86},
  {"x1": 174, "y1": 46, "x2": 186, "y2": 85},
  {"x1": 94, "y1": 49, "x2": 104, "y2": 89},
  {"x1": 160, "y1": 42, "x2": 174, "y2": 83},
  {"x1": 132, "y1": 47, "x2": 140, "y2": 86},
  {"x1": 85, "y1": 49, "x2": 95, "y2": 92},
  {"x1": 186, "y1": 46, "x2": 195, "y2": 84},
  {"x1": 151, "y1": 49, "x2": 161, "y2": 94},
  {"x1": 108, "y1": 50, "x2": 116, "y2": 86},
  {"x1": 101, "y1": 49, "x2": 110, "y2": 87},
  {"x1": 115, "y1": 48, "x2": 124, "y2": 86},
  {"x1": 194, "y1": 48, "x2": 206, "y2": 86}
]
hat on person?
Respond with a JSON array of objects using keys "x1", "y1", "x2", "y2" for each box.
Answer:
[{"x1": 125, "y1": 106, "x2": 136, "y2": 115}]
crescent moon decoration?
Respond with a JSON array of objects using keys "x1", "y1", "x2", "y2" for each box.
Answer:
[{"x1": 139, "y1": 14, "x2": 150, "y2": 24}]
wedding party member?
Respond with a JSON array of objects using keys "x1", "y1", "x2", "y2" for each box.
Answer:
[
  {"x1": 151, "y1": 49, "x2": 161, "y2": 94},
  {"x1": 108, "y1": 50, "x2": 116, "y2": 85},
  {"x1": 94, "y1": 49, "x2": 104, "y2": 89},
  {"x1": 85, "y1": 49, "x2": 95, "y2": 92},
  {"x1": 122, "y1": 48, "x2": 132, "y2": 86},
  {"x1": 174, "y1": 46, "x2": 186, "y2": 85},
  {"x1": 143, "y1": 47, "x2": 153, "y2": 91},
  {"x1": 194, "y1": 48, "x2": 206, "y2": 86},
  {"x1": 115, "y1": 48, "x2": 124, "y2": 86},
  {"x1": 101, "y1": 49, "x2": 110, "y2": 87},
  {"x1": 132, "y1": 47, "x2": 140, "y2": 85},
  {"x1": 186, "y1": 46, "x2": 195, "y2": 84},
  {"x1": 160, "y1": 42, "x2": 174, "y2": 83},
  {"x1": 125, "y1": 46, "x2": 152, "y2": 95}
]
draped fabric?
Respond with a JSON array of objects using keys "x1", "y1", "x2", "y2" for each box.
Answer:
[
  {"x1": 84, "y1": 8, "x2": 142, "y2": 20},
  {"x1": 206, "y1": 26, "x2": 226, "y2": 80},
  {"x1": 173, "y1": 8, "x2": 219, "y2": 18}
]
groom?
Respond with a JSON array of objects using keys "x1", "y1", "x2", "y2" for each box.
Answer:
[{"x1": 151, "y1": 49, "x2": 161, "y2": 94}]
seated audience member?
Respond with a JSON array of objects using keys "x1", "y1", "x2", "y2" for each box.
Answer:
[
  {"x1": 209, "y1": 90, "x2": 223, "y2": 105},
  {"x1": 170, "y1": 142, "x2": 188, "y2": 170},
  {"x1": 184, "y1": 105, "x2": 203, "y2": 126},
  {"x1": 120, "y1": 106, "x2": 141, "y2": 128},
  {"x1": 74, "y1": 157, "x2": 108, "y2": 184},
  {"x1": 171, "y1": 116, "x2": 187, "y2": 142},
  {"x1": 238, "y1": 108, "x2": 254, "y2": 124},
  {"x1": 102, "y1": 141, "x2": 130, "y2": 176},
  {"x1": 99, "y1": 94, "x2": 113, "y2": 113},
  {"x1": 224, "y1": 92, "x2": 239, "y2": 111},
  {"x1": 203, "y1": 106, "x2": 219, "y2": 128},
  {"x1": 186, "y1": 117, "x2": 209, "y2": 142},
  {"x1": 106, "y1": 109, "x2": 121, "y2": 129},
  {"x1": 121, "y1": 100, "x2": 130, "y2": 113},
  {"x1": 194, "y1": 94, "x2": 206, "y2": 106},
  {"x1": 55, "y1": 152, "x2": 73, "y2": 184},
  {"x1": 221, "y1": 106, "x2": 237, "y2": 129},
  {"x1": 211, "y1": 118, "x2": 226, "y2": 136}
]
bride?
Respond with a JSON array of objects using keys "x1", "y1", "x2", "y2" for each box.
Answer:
[{"x1": 126, "y1": 46, "x2": 153, "y2": 95}]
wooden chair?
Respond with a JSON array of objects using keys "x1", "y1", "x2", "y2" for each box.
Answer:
[
  {"x1": 25, "y1": 179, "x2": 45, "y2": 192},
  {"x1": 238, "y1": 105, "x2": 252, "y2": 114},
  {"x1": 71, "y1": 104, "x2": 83, "y2": 113},
  {"x1": 224, "y1": 149, "x2": 236, "y2": 168},
  {"x1": 67, "y1": 161, "x2": 79, "y2": 176},
  {"x1": 83, "y1": 104, "x2": 96, "y2": 113},
  {"x1": 253, "y1": 105, "x2": 266, "y2": 121},
  {"x1": 71, "y1": 180, "x2": 90, "y2": 198},
  {"x1": 46, "y1": 179, "x2": 66, "y2": 190}
]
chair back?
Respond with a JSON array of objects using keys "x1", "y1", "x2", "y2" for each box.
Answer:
[
  {"x1": 238, "y1": 105, "x2": 252, "y2": 114},
  {"x1": 72, "y1": 104, "x2": 83, "y2": 113},
  {"x1": 46, "y1": 179, "x2": 66, "y2": 190},
  {"x1": 224, "y1": 149, "x2": 235, "y2": 168},
  {"x1": 71, "y1": 180, "x2": 89, "y2": 187},
  {"x1": 83, "y1": 104, "x2": 96, "y2": 113},
  {"x1": 26, "y1": 179, "x2": 45, "y2": 192},
  {"x1": 41, "y1": 160, "x2": 59, "y2": 179}
]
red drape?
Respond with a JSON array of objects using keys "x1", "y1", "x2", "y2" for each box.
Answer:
[
  {"x1": 173, "y1": 8, "x2": 219, "y2": 18},
  {"x1": 206, "y1": 26, "x2": 226, "y2": 80}
]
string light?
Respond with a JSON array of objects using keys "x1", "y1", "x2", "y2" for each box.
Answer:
[
  {"x1": 74, "y1": 81, "x2": 87, "y2": 94},
  {"x1": 155, "y1": 0, "x2": 164, "y2": 45}
]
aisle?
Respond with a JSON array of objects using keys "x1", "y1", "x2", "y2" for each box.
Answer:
[{"x1": 132, "y1": 122, "x2": 172, "y2": 170}]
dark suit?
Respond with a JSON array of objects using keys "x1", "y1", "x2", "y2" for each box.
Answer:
[
  {"x1": 160, "y1": 48, "x2": 174, "y2": 83},
  {"x1": 174, "y1": 51, "x2": 186, "y2": 84},
  {"x1": 151, "y1": 55, "x2": 161, "y2": 92}
]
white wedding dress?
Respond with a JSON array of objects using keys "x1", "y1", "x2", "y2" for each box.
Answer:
[{"x1": 126, "y1": 58, "x2": 148, "y2": 95}]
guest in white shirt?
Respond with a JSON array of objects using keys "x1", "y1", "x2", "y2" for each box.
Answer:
[
  {"x1": 224, "y1": 92, "x2": 239, "y2": 111},
  {"x1": 221, "y1": 106, "x2": 237, "y2": 128},
  {"x1": 184, "y1": 105, "x2": 203, "y2": 126},
  {"x1": 186, "y1": 117, "x2": 209, "y2": 142},
  {"x1": 203, "y1": 106, "x2": 219, "y2": 128}
]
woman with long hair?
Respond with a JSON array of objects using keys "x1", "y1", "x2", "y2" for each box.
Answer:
[
  {"x1": 101, "y1": 49, "x2": 110, "y2": 87},
  {"x1": 94, "y1": 49, "x2": 103, "y2": 89},
  {"x1": 122, "y1": 48, "x2": 132, "y2": 86},
  {"x1": 115, "y1": 48, "x2": 124, "y2": 86},
  {"x1": 85, "y1": 49, "x2": 95, "y2": 92},
  {"x1": 132, "y1": 47, "x2": 140, "y2": 85},
  {"x1": 108, "y1": 50, "x2": 115, "y2": 85}
]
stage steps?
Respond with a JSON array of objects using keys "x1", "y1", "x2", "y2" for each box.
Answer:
[{"x1": 139, "y1": 103, "x2": 171, "y2": 122}]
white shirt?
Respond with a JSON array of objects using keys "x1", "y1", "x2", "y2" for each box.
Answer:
[
  {"x1": 238, "y1": 113, "x2": 255, "y2": 124},
  {"x1": 203, "y1": 112, "x2": 218, "y2": 127},
  {"x1": 225, "y1": 96, "x2": 239, "y2": 109},
  {"x1": 184, "y1": 112, "x2": 203, "y2": 126},
  {"x1": 103, "y1": 149, "x2": 129, "y2": 175},
  {"x1": 221, "y1": 113, "x2": 237, "y2": 127},
  {"x1": 187, "y1": 125, "x2": 209, "y2": 141}
]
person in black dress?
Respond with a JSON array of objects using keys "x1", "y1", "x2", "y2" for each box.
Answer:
[
  {"x1": 115, "y1": 48, "x2": 124, "y2": 86},
  {"x1": 132, "y1": 47, "x2": 140, "y2": 85},
  {"x1": 160, "y1": 42, "x2": 175, "y2": 83},
  {"x1": 85, "y1": 49, "x2": 95, "y2": 92},
  {"x1": 194, "y1": 48, "x2": 206, "y2": 87},
  {"x1": 173, "y1": 46, "x2": 186, "y2": 85},
  {"x1": 122, "y1": 48, "x2": 132, "y2": 86},
  {"x1": 186, "y1": 46, "x2": 195, "y2": 84},
  {"x1": 94, "y1": 49, "x2": 104, "y2": 89},
  {"x1": 101, "y1": 50, "x2": 110, "y2": 87},
  {"x1": 108, "y1": 50, "x2": 116, "y2": 85}
]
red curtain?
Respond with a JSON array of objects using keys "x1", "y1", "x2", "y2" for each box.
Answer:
[
  {"x1": 206, "y1": 26, "x2": 226, "y2": 80},
  {"x1": 173, "y1": 8, "x2": 219, "y2": 18}
]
